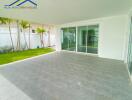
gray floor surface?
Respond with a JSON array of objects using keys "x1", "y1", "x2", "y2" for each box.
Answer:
[{"x1": 0, "y1": 51, "x2": 132, "y2": 100}]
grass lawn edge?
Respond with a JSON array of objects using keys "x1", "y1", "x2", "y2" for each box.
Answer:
[{"x1": 0, "y1": 51, "x2": 56, "y2": 67}]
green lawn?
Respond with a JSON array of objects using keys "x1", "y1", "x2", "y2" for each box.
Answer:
[{"x1": 0, "y1": 48, "x2": 54, "y2": 65}]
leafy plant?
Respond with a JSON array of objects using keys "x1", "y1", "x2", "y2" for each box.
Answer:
[
  {"x1": 36, "y1": 27, "x2": 46, "y2": 48},
  {"x1": 0, "y1": 17, "x2": 14, "y2": 51},
  {"x1": 20, "y1": 20, "x2": 30, "y2": 49}
]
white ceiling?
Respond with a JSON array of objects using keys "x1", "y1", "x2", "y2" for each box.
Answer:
[{"x1": 0, "y1": 0, "x2": 132, "y2": 25}]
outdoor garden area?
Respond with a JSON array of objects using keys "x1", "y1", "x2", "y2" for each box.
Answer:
[
  {"x1": 0, "y1": 17, "x2": 55, "y2": 65},
  {"x1": 0, "y1": 48, "x2": 54, "y2": 65}
]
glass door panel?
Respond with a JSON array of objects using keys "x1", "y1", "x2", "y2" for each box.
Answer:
[
  {"x1": 87, "y1": 25, "x2": 98, "y2": 54},
  {"x1": 77, "y1": 26, "x2": 87, "y2": 53},
  {"x1": 68, "y1": 27, "x2": 76, "y2": 51},
  {"x1": 62, "y1": 25, "x2": 99, "y2": 54},
  {"x1": 61, "y1": 27, "x2": 76, "y2": 51},
  {"x1": 128, "y1": 17, "x2": 132, "y2": 74},
  {"x1": 61, "y1": 28, "x2": 69, "y2": 50}
]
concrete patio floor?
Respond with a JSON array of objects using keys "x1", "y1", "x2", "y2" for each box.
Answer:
[{"x1": 0, "y1": 51, "x2": 132, "y2": 100}]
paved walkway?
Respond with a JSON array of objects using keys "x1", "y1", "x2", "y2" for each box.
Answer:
[{"x1": 0, "y1": 51, "x2": 132, "y2": 100}]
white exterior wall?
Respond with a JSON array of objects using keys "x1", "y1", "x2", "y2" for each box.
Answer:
[
  {"x1": 55, "y1": 15, "x2": 128, "y2": 60},
  {"x1": 99, "y1": 15, "x2": 127, "y2": 60}
]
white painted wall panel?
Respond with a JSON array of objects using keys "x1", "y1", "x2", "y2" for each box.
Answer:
[{"x1": 55, "y1": 15, "x2": 128, "y2": 60}]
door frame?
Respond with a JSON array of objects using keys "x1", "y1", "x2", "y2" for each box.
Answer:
[{"x1": 61, "y1": 24, "x2": 99, "y2": 56}]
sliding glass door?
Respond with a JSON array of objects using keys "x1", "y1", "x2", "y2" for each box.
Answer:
[
  {"x1": 87, "y1": 25, "x2": 98, "y2": 53},
  {"x1": 77, "y1": 26, "x2": 87, "y2": 52},
  {"x1": 77, "y1": 25, "x2": 98, "y2": 54},
  {"x1": 61, "y1": 25, "x2": 99, "y2": 54},
  {"x1": 128, "y1": 17, "x2": 132, "y2": 74},
  {"x1": 61, "y1": 27, "x2": 76, "y2": 51}
]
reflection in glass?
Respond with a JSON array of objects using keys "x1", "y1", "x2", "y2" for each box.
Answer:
[
  {"x1": 77, "y1": 25, "x2": 98, "y2": 54},
  {"x1": 128, "y1": 17, "x2": 132, "y2": 74},
  {"x1": 77, "y1": 26, "x2": 87, "y2": 53},
  {"x1": 61, "y1": 27, "x2": 76, "y2": 51},
  {"x1": 61, "y1": 25, "x2": 99, "y2": 54},
  {"x1": 87, "y1": 25, "x2": 98, "y2": 54}
]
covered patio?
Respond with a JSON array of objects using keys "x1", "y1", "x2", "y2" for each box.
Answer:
[{"x1": 0, "y1": 52, "x2": 132, "y2": 100}]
